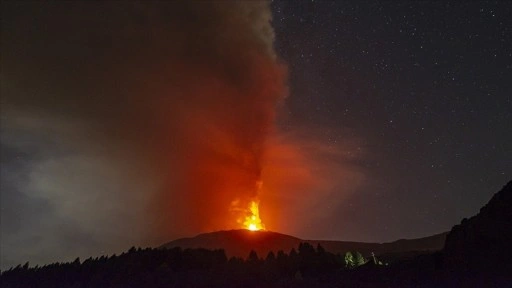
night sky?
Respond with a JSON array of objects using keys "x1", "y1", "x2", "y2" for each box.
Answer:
[
  {"x1": 1, "y1": 1, "x2": 511, "y2": 269},
  {"x1": 271, "y1": 1, "x2": 511, "y2": 238}
]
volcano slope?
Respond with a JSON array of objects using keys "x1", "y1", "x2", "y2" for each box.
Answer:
[{"x1": 160, "y1": 229, "x2": 447, "y2": 260}]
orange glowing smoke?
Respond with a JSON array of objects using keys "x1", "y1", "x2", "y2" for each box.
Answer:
[{"x1": 243, "y1": 201, "x2": 265, "y2": 231}]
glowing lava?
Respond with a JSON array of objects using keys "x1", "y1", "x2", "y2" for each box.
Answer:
[{"x1": 244, "y1": 201, "x2": 265, "y2": 231}]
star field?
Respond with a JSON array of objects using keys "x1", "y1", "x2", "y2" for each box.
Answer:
[{"x1": 272, "y1": 1, "x2": 511, "y2": 240}]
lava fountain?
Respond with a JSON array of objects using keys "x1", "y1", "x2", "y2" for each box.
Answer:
[{"x1": 243, "y1": 201, "x2": 265, "y2": 231}]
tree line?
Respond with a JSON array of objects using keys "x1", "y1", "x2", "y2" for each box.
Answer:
[{"x1": 1, "y1": 243, "x2": 385, "y2": 288}]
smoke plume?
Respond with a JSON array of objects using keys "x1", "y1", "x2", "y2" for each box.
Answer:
[
  {"x1": 1, "y1": 1, "x2": 363, "y2": 268},
  {"x1": 1, "y1": 1, "x2": 286, "y2": 265}
]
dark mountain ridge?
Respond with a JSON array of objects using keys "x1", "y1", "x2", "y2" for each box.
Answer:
[
  {"x1": 443, "y1": 180, "x2": 512, "y2": 272},
  {"x1": 3, "y1": 180, "x2": 511, "y2": 287},
  {"x1": 161, "y1": 229, "x2": 447, "y2": 259}
]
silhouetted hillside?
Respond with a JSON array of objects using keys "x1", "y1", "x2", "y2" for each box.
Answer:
[
  {"x1": 0, "y1": 243, "x2": 387, "y2": 288},
  {"x1": 160, "y1": 230, "x2": 301, "y2": 260},
  {"x1": 161, "y1": 229, "x2": 447, "y2": 260},
  {"x1": 444, "y1": 180, "x2": 512, "y2": 272},
  {"x1": 310, "y1": 232, "x2": 447, "y2": 257},
  {"x1": 4, "y1": 181, "x2": 512, "y2": 287}
]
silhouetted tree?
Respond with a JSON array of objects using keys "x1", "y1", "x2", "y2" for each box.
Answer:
[
  {"x1": 248, "y1": 250, "x2": 259, "y2": 262},
  {"x1": 316, "y1": 244, "x2": 326, "y2": 255},
  {"x1": 298, "y1": 242, "x2": 316, "y2": 258},
  {"x1": 345, "y1": 252, "x2": 355, "y2": 268},
  {"x1": 354, "y1": 252, "x2": 366, "y2": 266},
  {"x1": 266, "y1": 251, "x2": 276, "y2": 262}
]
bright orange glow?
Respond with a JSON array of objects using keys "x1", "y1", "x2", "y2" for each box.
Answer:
[{"x1": 243, "y1": 201, "x2": 265, "y2": 231}]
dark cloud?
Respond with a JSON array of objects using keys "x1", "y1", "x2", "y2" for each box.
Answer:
[
  {"x1": 1, "y1": 1, "x2": 363, "y2": 268},
  {"x1": 1, "y1": 1, "x2": 288, "y2": 268}
]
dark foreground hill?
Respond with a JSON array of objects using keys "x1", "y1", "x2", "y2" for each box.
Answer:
[
  {"x1": 2, "y1": 180, "x2": 512, "y2": 288},
  {"x1": 160, "y1": 229, "x2": 447, "y2": 260},
  {"x1": 443, "y1": 180, "x2": 512, "y2": 273}
]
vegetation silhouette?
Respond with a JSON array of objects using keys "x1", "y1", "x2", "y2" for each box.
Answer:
[
  {"x1": 1, "y1": 240, "x2": 511, "y2": 287},
  {"x1": 2, "y1": 181, "x2": 511, "y2": 287},
  {"x1": 1, "y1": 243, "x2": 382, "y2": 288}
]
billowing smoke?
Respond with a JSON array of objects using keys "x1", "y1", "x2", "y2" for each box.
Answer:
[
  {"x1": 1, "y1": 1, "x2": 285, "y2": 265},
  {"x1": 1, "y1": 1, "x2": 362, "y2": 268}
]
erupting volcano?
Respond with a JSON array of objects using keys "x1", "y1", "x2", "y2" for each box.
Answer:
[
  {"x1": 231, "y1": 180, "x2": 266, "y2": 231},
  {"x1": 243, "y1": 201, "x2": 265, "y2": 231}
]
